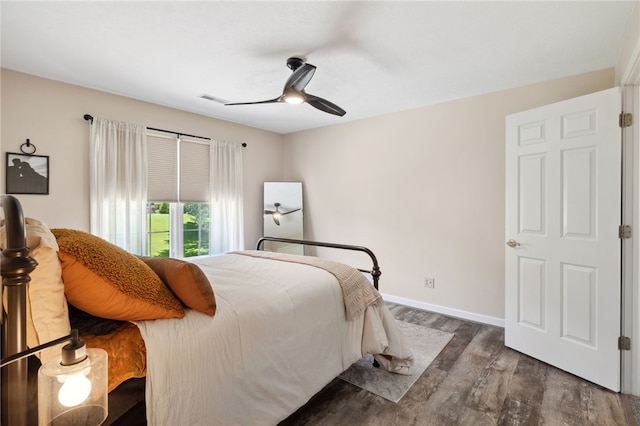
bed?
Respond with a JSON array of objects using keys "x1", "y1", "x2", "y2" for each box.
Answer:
[{"x1": 0, "y1": 195, "x2": 413, "y2": 425}]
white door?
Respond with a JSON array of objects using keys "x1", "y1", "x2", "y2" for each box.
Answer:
[{"x1": 505, "y1": 87, "x2": 622, "y2": 392}]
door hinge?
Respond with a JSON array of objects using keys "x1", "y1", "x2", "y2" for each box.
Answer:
[
  {"x1": 619, "y1": 225, "x2": 632, "y2": 239},
  {"x1": 619, "y1": 336, "x2": 631, "y2": 351},
  {"x1": 620, "y1": 112, "x2": 633, "y2": 128}
]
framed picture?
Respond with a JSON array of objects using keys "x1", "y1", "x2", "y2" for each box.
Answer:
[{"x1": 6, "y1": 152, "x2": 49, "y2": 195}]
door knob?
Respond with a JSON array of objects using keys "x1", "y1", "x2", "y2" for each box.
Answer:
[{"x1": 506, "y1": 239, "x2": 521, "y2": 248}]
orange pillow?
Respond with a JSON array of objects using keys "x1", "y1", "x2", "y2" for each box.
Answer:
[
  {"x1": 137, "y1": 256, "x2": 216, "y2": 316},
  {"x1": 81, "y1": 322, "x2": 146, "y2": 392},
  {"x1": 51, "y1": 229, "x2": 184, "y2": 321}
]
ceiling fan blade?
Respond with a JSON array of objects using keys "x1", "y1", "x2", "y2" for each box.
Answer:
[
  {"x1": 305, "y1": 93, "x2": 346, "y2": 116},
  {"x1": 284, "y1": 63, "x2": 316, "y2": 92},
  {"x1": 226, "y1": 58, "x2": 345, "y2": 118},
  {"x1": 226, "y1": 97, "x2": 282, "y2": 106},
  {"x1": 281, "y1": 208, "x2": 301, "y2": 215},
  {"x1": 264, "y1": 210, "x2": 276, "y2": 215},
  {"x1": 272, "y1": 216, "x2": 280, "y2": 225}
]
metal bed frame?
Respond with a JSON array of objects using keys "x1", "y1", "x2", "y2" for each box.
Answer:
[
  {"x1": 256, "y1": 236, "x2": 381, "y2": 290},
  {"x1": 0, "y1": 201, "x2": 382, "y2": 426},
  {"x1": 1, "y1": 195, "x2": 38, "y2": 426}
]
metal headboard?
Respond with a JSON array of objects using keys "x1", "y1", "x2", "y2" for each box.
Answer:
[{"x1": 1, "y1": 195, "x2": 38, "y2": 426}]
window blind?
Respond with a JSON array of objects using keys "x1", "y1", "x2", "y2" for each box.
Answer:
[
  {"x1": 147, "y1": 134, "x2": 210, "y2": 202},
  {"x1": 180, "y1": 139, "x2": 210, "y2": 202}
]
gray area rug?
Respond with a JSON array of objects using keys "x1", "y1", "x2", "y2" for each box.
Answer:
[
  {"x1": 629, "y1": 394, "x2": 640, "y2": 425},
  {"x1": 338, "y1": 321, "x2": 454, "y2": 403}
]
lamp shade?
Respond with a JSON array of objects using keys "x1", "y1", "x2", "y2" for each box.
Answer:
[{"x1": 37, "y1": 348, "x2": 108, "y2": 426}]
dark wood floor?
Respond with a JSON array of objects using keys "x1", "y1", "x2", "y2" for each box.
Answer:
[{"x1": 280, "y1": 303, "x2": 631, "y2": 426}]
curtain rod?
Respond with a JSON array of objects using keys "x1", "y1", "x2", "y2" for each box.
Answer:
[{"x1": 83, "y1": 114, "x2": 247, "y2": 147}]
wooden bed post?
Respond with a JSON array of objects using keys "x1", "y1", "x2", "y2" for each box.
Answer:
[{"x1": 1, "y1": 195, "x2": 38, "y2": 426}]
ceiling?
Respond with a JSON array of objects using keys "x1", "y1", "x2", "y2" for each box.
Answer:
[{"x1": 1, "y1": 1, "x2": 636, "y2": 134}]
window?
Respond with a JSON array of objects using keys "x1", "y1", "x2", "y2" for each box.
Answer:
[
  {"x1": 146, "y1": 202, "x2": 210, "y2": 257},
  {"x1": 146, "y1": 134, "x2": 210, "y2": 258}
]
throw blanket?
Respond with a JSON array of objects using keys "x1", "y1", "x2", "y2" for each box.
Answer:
[{"x1": 233, "y1": 250, "x2": 382, "y2": 320}]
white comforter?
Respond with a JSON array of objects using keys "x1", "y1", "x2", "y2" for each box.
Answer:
[{"x1": 136, "y1": 253, "x2": 412, "y2": 426}]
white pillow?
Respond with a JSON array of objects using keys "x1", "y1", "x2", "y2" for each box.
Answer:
[{"x1": 0, "y1": 217, "x2": 71, "y2": 363}]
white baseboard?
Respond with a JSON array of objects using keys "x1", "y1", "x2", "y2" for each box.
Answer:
[{"x1": 381, "y1": 293, "x2": 505, "y2": 328}]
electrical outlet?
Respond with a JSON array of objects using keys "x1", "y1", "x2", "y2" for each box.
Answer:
[{"x1": 424, "y1": 278, "x2": 435, "y2": 288}]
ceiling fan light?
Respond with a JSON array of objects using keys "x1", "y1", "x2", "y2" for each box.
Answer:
[{"x1": 283, "y1": 92, "x2": 304, "y2": 105}]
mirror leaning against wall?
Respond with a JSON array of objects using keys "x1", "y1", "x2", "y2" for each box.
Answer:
[{"x1": 263, "y1": 182, "x2": 303, "y2": 255}]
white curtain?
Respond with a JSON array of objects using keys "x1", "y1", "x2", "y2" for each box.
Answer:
[
  {"x1": 90, "y1": 117, "x2": 148, "y2": 254},
  {"x1": 210, "y1": 140, "x2": 244, "y2": 254}
]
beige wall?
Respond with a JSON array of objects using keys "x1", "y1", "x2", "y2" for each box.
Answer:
[
  {"x1": 0, "y1": 67, "x2": 618, "y2": 321},
  {"x1": 283, "y1": 68, "x2": 615, "y2": 321},
  {"x1": 0, "y1": 69, "x2": 285, "y2": 249},
  {"x1": 617, "y1": 0, "x2": 640, "y2": 84}
]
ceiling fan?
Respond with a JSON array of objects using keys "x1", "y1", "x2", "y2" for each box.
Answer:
[
  {"x1": 225, "y1": 57, "x2": 346, "y2": 117},
  {"x1": 264, "y1": 202, "x2": 301, "y2": 225}
]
